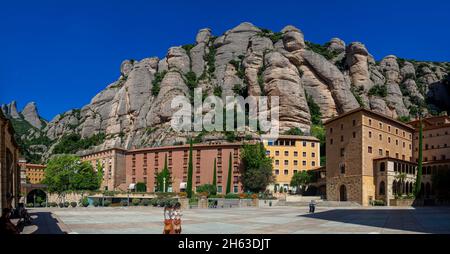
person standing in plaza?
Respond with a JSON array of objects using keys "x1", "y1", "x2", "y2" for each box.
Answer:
[
  {"x1": 172, "y1": 202, "x2": 182, "y2": 234},
  {"x1": 163, "y1": 203, "x2": 174, "y2": 234}
]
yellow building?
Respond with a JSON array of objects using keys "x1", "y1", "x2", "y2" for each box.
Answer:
[
  {"x1": 263, "y1": 135, "x2": 320, "y2": 192},
  {"x1": 325, "y1": 108, "x2": 415, "y2": 206},
  {"x1": 19, "y1": 162, "x2": 46, "y2": 184}
]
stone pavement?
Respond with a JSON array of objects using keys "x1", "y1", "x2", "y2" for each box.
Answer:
[{"x1": 23, "y1": 206, "x2": 450, "y2": 234}]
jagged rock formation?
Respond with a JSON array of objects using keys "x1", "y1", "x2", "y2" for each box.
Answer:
[{"x1": 2, "y1": 22, "x2": 449, "y2": 163}]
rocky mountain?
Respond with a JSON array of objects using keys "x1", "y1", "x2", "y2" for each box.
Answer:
[{"x1": 3, "y1": 22, "x2": 450, "y2": 163}]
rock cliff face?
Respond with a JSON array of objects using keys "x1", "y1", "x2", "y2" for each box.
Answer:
[{"x1": 2, "y1": 22, "x2": 449, "y2": 163}]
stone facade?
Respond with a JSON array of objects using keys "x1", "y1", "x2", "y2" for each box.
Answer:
[
  {"x1": 262, "y1": 135, "x2": 320, "y2": 191},
  {"x1": 0, "y1": 110, "x2": 21, "y2": 210},
  {"x1": 80, "y1": 148, "x2": 127, "y2": 191},
  {"x1": 325, "y1": 108, "x2": 415, "y2": 206}
]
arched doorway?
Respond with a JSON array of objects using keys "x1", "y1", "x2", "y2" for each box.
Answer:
[
  {"x1": 425, "y1": 183, "x2": 431, "y2": 198},
  {"x1": 27, "y1": 189, "x2": 47, "y2": 207},
  {"x1": 379, "y1": 181, "x2": 386, "y2": 195},
  {"x1": 339, "y1": 185, "x2": 347, "y2": 201}
]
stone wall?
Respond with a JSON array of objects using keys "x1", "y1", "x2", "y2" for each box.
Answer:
[{"x1": 326, "y1": 175, "x2": 362, "y2": 204}]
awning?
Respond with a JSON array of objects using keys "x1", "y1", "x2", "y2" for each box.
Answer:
[
  {"x1": 179, "y1": 182, "x2": 187, "y2": 189},
  {"x1": 128, "y1": 183, "x2": 136, "y2": 190}
]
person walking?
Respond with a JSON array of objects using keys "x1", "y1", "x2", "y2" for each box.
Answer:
[{"x1": 309, "y1": 200, "x2": 316, "y2": 213}]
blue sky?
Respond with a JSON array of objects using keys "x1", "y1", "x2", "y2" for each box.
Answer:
[{"x1": 1, "y1": 0, "x2": 449, "y2": 120}]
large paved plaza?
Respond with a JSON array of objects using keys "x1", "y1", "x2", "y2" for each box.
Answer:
[{"x1": 22, "y1": 206, "x2": 450, "y2": 234}]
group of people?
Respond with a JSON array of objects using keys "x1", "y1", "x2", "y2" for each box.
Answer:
[
  {"x1": 0, "y1": 193, "x2": 31, "y2": 235},
  {"x1": 163, "y1": 202, "x2": 182, "y2": 234}
]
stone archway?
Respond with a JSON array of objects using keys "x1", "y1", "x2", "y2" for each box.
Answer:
[
  {"x1": 26, "y1": 189, "x2": 47, "y2": 206},
  {"x1": 339, "y1": 185, "x2": 347, "y2": 201}
]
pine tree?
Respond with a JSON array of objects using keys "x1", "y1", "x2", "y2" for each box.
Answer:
[
  {"x1": 156, "y1": 154, "x2": 171, "y2": 192},
  {"x1": 186, "y1": 138, "x2": 194, "y2": 198},
  {"x1": 212, "y1": 158, "x2": 217, "y2": 194},
  {"x1": 226, "y1": 152, "x2": 232, "y2": 194},
  {"x1": 213, "y1": 158, "x2": 217, "y2": 187},
  {"x1": 414, "y1": 118, "x2": 423, "y2": 197}
]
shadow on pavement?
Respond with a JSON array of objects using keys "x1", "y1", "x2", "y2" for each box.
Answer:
[
  {"x1": 27, "y1": 211, "x2": 66, "y2": 234},
  {"x1": 299, "y1": 208, "x2": 450, "y2": 234}
]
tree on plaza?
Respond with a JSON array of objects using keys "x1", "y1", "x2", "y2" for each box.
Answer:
[
  {"x1": 240, "y1": 143, "x2": 274, "y2": 193},
  {"x1": 156, "y1": 154, "x2": 171, "y2": 192},
  {"x1": 186, "y1": 138, "x2": 194, "y2": 198},
  {"x1": 290, "y1": 171, "x2": 314, "y2": 194},
  {"x1": 226, "y1": 152, "x2": 232, "y2": 194},
  {"x1": 42, "y1": 154, "x2": 100, "y2": 194}
]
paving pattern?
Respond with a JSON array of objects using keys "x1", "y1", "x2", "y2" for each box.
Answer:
[{"x1": 24, "y1": 206, "x2": 450, "y2": 234}]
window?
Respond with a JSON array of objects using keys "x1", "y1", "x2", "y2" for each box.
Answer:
[
  {"x1": 341, "y1": 124, "x2": 344, "y2": 130},
  {"x1": 368, "y1": 146, "x2": 372, "y2": 153},
  {"x1": 380, "y1": 162, "x2": 386, "y2": 172},
  {"x1": 379, "y1": 123, "x2": 383, "y2": 129},
  {"x1": 311, "y1": 142, "x2": 315, "y2": 148},
  {"x1": 233, "y1": 185, "x2": 238, "y2": 193},
  {"x1": 303, "y1": 141, "x2": 307, "y2": 147},
  {"x1": 369, "y1": 119, "x2": 372, "y2": 126},
  {"x1": 275, "y1": 160, "x2": 279, "y2": 165},
  {"x1": 330, "y1": 139, "x2": 333, "y2": 145},
  {"x1": 396, "y1": 140, "x2": 399, "y2": 146},
  {"x1": 388, "y1": 137, "x2": 391, "y2": 143},
  {"x1": 340, "y1": 148, "x2": 345, "y2": 157},
  {"x1": 386, "y1": 150, "x2": 390, "y2": 157},
  {"x1": 396, "y1": 129, "x2": 398, "y2": 135},
  {"x1": 353, "y1": 120, "x2": 356, "y2": 126},
  {"x1": 388, "y1": 126, "x2": 391, "y2": 132},
  {"x1": 312, "y1": 152, "x2": 316, "y2": 158},
  {"x1": 340, "y1": 164, "x2": 345, "y2": 174},
  {"x1": 341, "y1": 136, "x2": 344, "y2": 142},
  {"x1": 294, "y1": 151, "x2": 298, "y2": 157},
  {"x1": 275, "y1": 169, "x2": 280, "y2": 175},
  {"x1": 266, "y1": 151, "x2": 270, "y2": 156},
  {"x1": 294, "y1": 160, "x2": 298, "y2": 166},
  {"x1": 284, "y1": 170, "x2": 289, "y2": 175},
  {"x1": 379, "y1": 134, "x2": 382, "y2": 141},
  {"x1": 293, "y1": 170, "x2": 298, "y2": 174},
  {"x1": 268, "y1": 141, "x2": 274, "y2": 146},
  {"x1": 303, "y1": 152, "x2": 306, "y2": 157},
  {"x1": 302, "y1": 161, "x2": 307, "y2": 166},
  {"x1": 402, "y1": 155, "x2": 405, "y2": 160},
  {"x1": 330, "y1": 128, "x2": 333, "y2": 134},
  {"x1": 353, "y1": 132, "x2": 356, "y2": 138},
  {"x1": 378, "y1": 149, "x2": 383, "y2": 156},
  {"x1": 275, "y1": 151, "x2": 280, "y2": 156},
  {"x1": 369, "y1": 131, "x2": 372, "y2": 138},
  {"x1": 284, "y1": 160, "x2": 289, "y2": 166},
  {"x1": 284, "y1": 151, "x2": 289, "y2": 156},
  {"x1": 312, "y1": 161, "x2": 316, "y2": 167},
  {"x1": 396, "y1": 153, "x2": 399, "y2": 159},
  {"x1": 217, "y1": 186, "x2": 223, "y2": 193}
]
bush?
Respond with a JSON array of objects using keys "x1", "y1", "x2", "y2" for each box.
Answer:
[
  {"x1": 81, "y1": 197, "x2": 89, "y2": 207},
  {"x1": 120, "y1": 200, "x2": 128, "y2": 206},
  {"x1": 41, "y1": 202, "x2": 47, "y2": 207},
  {"x1": 178, "y1": 192, "x2": 187, "y2": 198},
  {"x1": 63, "y1": 202, "x2": 70, "y2": 208},
  {"x1": 132, "y1": 198, "x2": 141, "y2": 206},
  {"x1": 372, "y1": 200, "x2": 385, "y2": 206},
  {"x1": 196, "y1": 184, "x2": 217, "y2": 197},
  {"x1": 151, "y1": 71, "x2": 167, "y2": 96},
  {"x1": 27, "y1": 203, "x2": 34, "y2": 208},
  {"x1": 225, "y1": 193, "x2": 240, "y2": 199},
  {"x1": 368, "y1": 85, "x2": 388, "y2": 97},
  {"x1": 141, "y1": 199, "x2": 150, "y2": 206},
  {"x1": 151, "y1": 199, "x2": 159, "y2": 207},
  {"x1": 103, "y1": 200, "x2": 111, "y2": 207},
  {"x1": 58, "y1": 202, "x2": 64, "y2": 208},
  {"x1": 158, "y1": 199, "x2": 167, "y2": 207},
  {"x1": 93, "y1": 200, "x2": 100, "y2": 207},
  {"x1": 70, "y1": 202, "x2": 77, "y2": 208}
]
